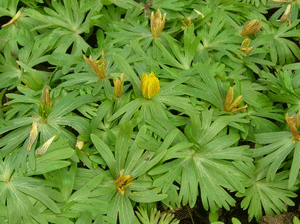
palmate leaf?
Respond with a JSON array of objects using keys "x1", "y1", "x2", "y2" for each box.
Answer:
[
  {"x1": 26, "y1": 0, "x2": 97, "y2": 56},
  {"x1": 0, "y1": 118, "x2": 34, "y2": 156},
  {"x1": 195, "y1": 9, "x2": 244, "y2": 63},
  {"x1": 135, "y1": 206, "x2": 179, "y2": 224},
  {"x1": 0, "y1": 0, "x2": 39, "y2": 50},
  {"x1": 149, "y1": 109, "x2": 252, "y2": 211},
  {"x1": 253, "y1": 131, "x2": 300, "y2": 188},
  {"x1": 64, "y1": 172, "x2": 110, "y2": 221},
  {"x1": 258, "y1": 69, "x2": 300, "y2": 112},
  {"x1": 175, "y1": 62, "x2": 224, "y2": 109},
  {"x1": 0, "y1": 89, "x2": 95, "y2": 167},
  {"x1": 235, "y1": 162, "x2": 297, "y2": 222},
  {"x1": 108, "y1": 193, "x2": 136, "y2": 224},
  {"x1": 90, "y1": 123, "x2": 169, "y2": 224},
  {"x1": 0, "y1": 154, "x2": 64, "y2": 224},
  {"x1": 106, "y1": 19, "x2": 152, "y2": 48},
  {"x1": 154, "y1": 24, "x2": 200, "y2": 70},
  {"x1": 257, "y1": 20, "x2": 300, "y2": 65},
  {"x1": 25, "y1": 138, "x2": 74, "y2": 175},
  {"x1": 242, "y1": 0, "x2": 267, "y2": 7},
  {"x1": 0, "y1": 46, "x2": 24, "y2": 89}
]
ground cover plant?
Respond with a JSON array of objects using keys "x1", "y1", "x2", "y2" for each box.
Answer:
[{"x1": 1, "y1": 0, "x2": 300, "y2": 223}]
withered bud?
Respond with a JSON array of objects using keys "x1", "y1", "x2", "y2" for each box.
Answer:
[
  {"x1": 150, "y1": 9, "x2": 166, "y2": 38},
  {"x1": 2, "y1": 10, "x2": 21, "y2": 28},
  {"x1": 83, "y1": 51, "x2": 106, "y2": 79},
  {"x1": 285, "y1": 112, "x2": 300, "y2": 140},
  {"x1": 180, "y1": 18, "x2": 193, "y2": 30},
  {"x1": 278, "y1": 4, "x2": 291, "y2": 25},
  {"x1": 194, "y1": 9, "x2": 211, "y2": 26},
  {"x1": 240, "y1": 38, "x2": 253, "y2": 54},
  {"x1": 240, "y1": 19, "x2": 262, "y2": 37}
]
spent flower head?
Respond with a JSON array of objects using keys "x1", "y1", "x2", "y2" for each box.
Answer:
[
  {"x1": 194, "y1": 9, "x2": 211, "y2": 26},
  {"x1": 278, "y1": 4, "x2": 291, "y2": 25},
  {"x1": 180, "y1": 18, "x2": 193, "y2": 30},
  {"x1": 285, "y1": 112, "x2": 300, "y2": 140},
  {"x1": 83, "y1": 51, "x2": 106, "y2": 79},
  {"x1": 150, "y1": 9, "x2": 166, "y2": 38},
  {"x1": 140, "y1": 72, "x2": 160, "y2": 99},
  {"x1": 115, "y1": 169, "x2": 133, "y2": 195},
  {"x1": 240, "y1": 38, "x2": 253, "y2": 54}
]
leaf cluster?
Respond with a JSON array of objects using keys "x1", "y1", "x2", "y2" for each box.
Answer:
[{"x1": 1, "y1": 0, "x2": 300, "y2": 223}]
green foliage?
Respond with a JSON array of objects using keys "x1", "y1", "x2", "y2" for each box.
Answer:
[
  {"x1": 1, "y1": 0, "x2": 300, "y2": 223},
  {"x1": 235, "y1": 161, "x2": 297, "y2": 221},
  {"x1": 135, "y1": 207, "x2": 179, "y2": 224}
]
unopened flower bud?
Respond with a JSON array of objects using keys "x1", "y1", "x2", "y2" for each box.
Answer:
[
  {"x1": 140, "y1": 72, "x2": 160, "y2": 100},
  {"x1": 27, "y1": 120, "x2": 39, "y2": 151},
  {"x1": 113, "y1": 73, "x2": 125, "y2": 98},
  {"x1": 39, "y1": 86, "x2": 52, "y2": 123},
  {"x1": 36, "y1": 135, "x2": 56, "y2": 156}
]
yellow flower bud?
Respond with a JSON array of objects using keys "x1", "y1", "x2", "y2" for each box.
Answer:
[
  {"x1": 115, "y1": 169, "x2": 133, "y2": 195},
  {"x1": 150, "y1": 9, "x2": 166, "y2": 38},
  {"x1": 27, "y1": 120, "x2": 39, "y2": 151},
  {"x1": 223, "y1": 87, "x2": 247, "y2": 113},
  {"x1": 113, "y1": 73, "x2": 125, "y2": 98},
  {"x1": 140, "y1": 72, "x2": 160, "y2": 99},
  {"x1": 83, "y1": 51, "x2": 106, "y2": 79},
  {"x1": 240, "y1": 19, "x2": 262, "y2": 37}
]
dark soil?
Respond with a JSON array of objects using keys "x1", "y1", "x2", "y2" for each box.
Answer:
[{"x1": 169, "y1": 194, "x2": 300, "y2": 224}]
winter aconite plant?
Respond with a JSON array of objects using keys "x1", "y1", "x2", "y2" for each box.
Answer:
[{"x1": 1, "y1": 0, "x2": 300, "y2": 223}]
